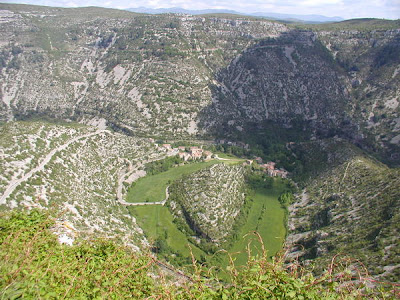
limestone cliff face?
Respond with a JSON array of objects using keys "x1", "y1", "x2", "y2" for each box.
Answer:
[
  {"x1": 201, "y1": 25, "x2": 400, "y2": 163},
  {"x1": 317, "y1": 26, "x2": 400, "y2": 162}
]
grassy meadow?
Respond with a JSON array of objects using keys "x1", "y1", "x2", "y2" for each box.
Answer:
[
  {"x1": 126, "y1": 160, "x2": 220, "y2": 203},
  {"x1": 225, "y1": 180, "x2": 287, "y2": 266},
  {"x1": 127, "y1": 205, "x2": 207, "y2": 261},
  {"x1": 127, "y1": 158, "x2": 287, "y2": 273}
]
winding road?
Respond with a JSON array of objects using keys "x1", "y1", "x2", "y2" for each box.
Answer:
[
  {"x1": 117, "y1": 154, "x2": 236, "y2": 207},
  {"x1": 119, "y1": 186, "x2": 169, "y2": 206},
  {"x1": 0, "y1": 129, "x2": 106, "y2": 205},
  {"x1": 214, "y1": 154, "x2": 231, "y2": 161},
  {"x1": 116, "y1": 150, "x2": 179, "y2": 206}
]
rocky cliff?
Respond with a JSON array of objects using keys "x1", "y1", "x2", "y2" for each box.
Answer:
[{"x1": 0, "y1": 4, "x2": 286, "y2": 138}]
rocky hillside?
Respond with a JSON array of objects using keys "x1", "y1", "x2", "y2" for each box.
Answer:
[
  {"x1": 0, "y1": 3, "x2": 286, "y2": 138},
  {"x1": 0, "y1": 120, "x2": 167, "y2": 249},
  {"x1": 1, "y1": 5, "x2": 399, "y2": 163},
  {"x1": 201, "y1": 30, "x2": 351, "y2": 135},
  {"x1": 315, "y1": 20, "x2": 400, "y2": 163},
  {"x1": 168, "y1": 164, "x2": 247, "y2": 244},
  {"x1": 287, "y1": 138, "x2": 400, "y2": 282},
  {"x1": 202, "y1": 20, "x2": 400, "y2": 164}
]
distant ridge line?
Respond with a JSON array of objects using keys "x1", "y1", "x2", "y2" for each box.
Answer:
[{"x1": 126, "y1": 7, "x2": 344, "y2": 23}]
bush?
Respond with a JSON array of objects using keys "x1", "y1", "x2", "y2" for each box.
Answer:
[{"x1": 278, "y1": 192, "x2": 294, "y2": 209}]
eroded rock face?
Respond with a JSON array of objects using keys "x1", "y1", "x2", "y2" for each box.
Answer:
[
  {"x1": 0, "y1": 4, "x2": 287, "y2": 138},
  {"x1": 201, "y1": 27, "x2": 400, "y2": 163}
]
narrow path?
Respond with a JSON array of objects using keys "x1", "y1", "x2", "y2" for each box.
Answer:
[
  {"x1": 214, "y1": 154, "x2": 231, "y2": 161},
  {"x1": 339, "y1": 161, "x2": 352, "y2": 193},
  {"x1": 0, "y1": 129, "x2": 106, "y2": 205},
  {"x1": 116, "y1": 151, "x2": 178, "y2": 204},
  {"x1": 116, "y1": 160, "x2": 137, "y2": 202},
  {"x1": 160, "y1": 186, "x2": 169, "y2": 205},
  {"x1": 154, "y1": 258, "x2": 194, "y2": 282},
  {"x1": 119, "y1": 186, "x2": 169, "y2": 206}
]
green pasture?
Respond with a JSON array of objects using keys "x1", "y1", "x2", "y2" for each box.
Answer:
[
  {"x1": 226, "y1": 180, "x2": 287, "y2": 266},
  {"x1": 127, "y1": 157, "x2": 286, "y2": 274},
  {"x1": 128, "y1": 205, "x2": 207, "y2": 260},
  {"x1": 126, "y1": 160, "x2": 219, "y2": 203}
]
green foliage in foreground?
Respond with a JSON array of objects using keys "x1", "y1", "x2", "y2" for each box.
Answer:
[
  {"x1": 0, "y1": 210, "x2": 153, "y2": 299},
  {"x1": 0, "y1": 210, "x2": 395, "y2": 299}
]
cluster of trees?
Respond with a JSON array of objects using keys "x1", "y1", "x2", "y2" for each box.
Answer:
[
  {"x1": 0, "y1": 47, "x2": 23, "y2": 70},
  {"x1": 278, "y1": 192, "x2": 294, "y2": 209},
  {"x1": 245, "y1": 172, "x2": 273, "y2": 189},
  {"x1": 145, "y1": 156, "x2": 183, "y2": 175},
  {"x1": 151, "y1": 236, "x2": 192, "y2": 266},
  {"x1": 212, "y1": 121, "x2": 307, "y2": 174},
  {"x1": 374, "y1": 39, "x2": 400, "y2": 67}
]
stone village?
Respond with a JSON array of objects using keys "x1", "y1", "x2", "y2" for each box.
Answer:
[{"x1": 152, "y1": 140, "x2": 288, "y2": 178}]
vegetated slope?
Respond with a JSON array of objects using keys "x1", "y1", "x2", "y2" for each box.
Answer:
[
  {"x1": 287, "y1": 138, "x2": 400, "y2": 282},
  {"x1": 201, "y1": 30, "x2": 352, "y2": 136},
  {"x1": 0, "y1": 121, "x2": 166, "y2": 248},
  {"x1": 168, "y1": 164, "x2": 247, "y2": 244},
  {"x1": 201, "y1": 20, "x2": 400, "y2": 164},
  {"x1": 0, "y1": 121, "x2": 90, "y2": 196}
]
